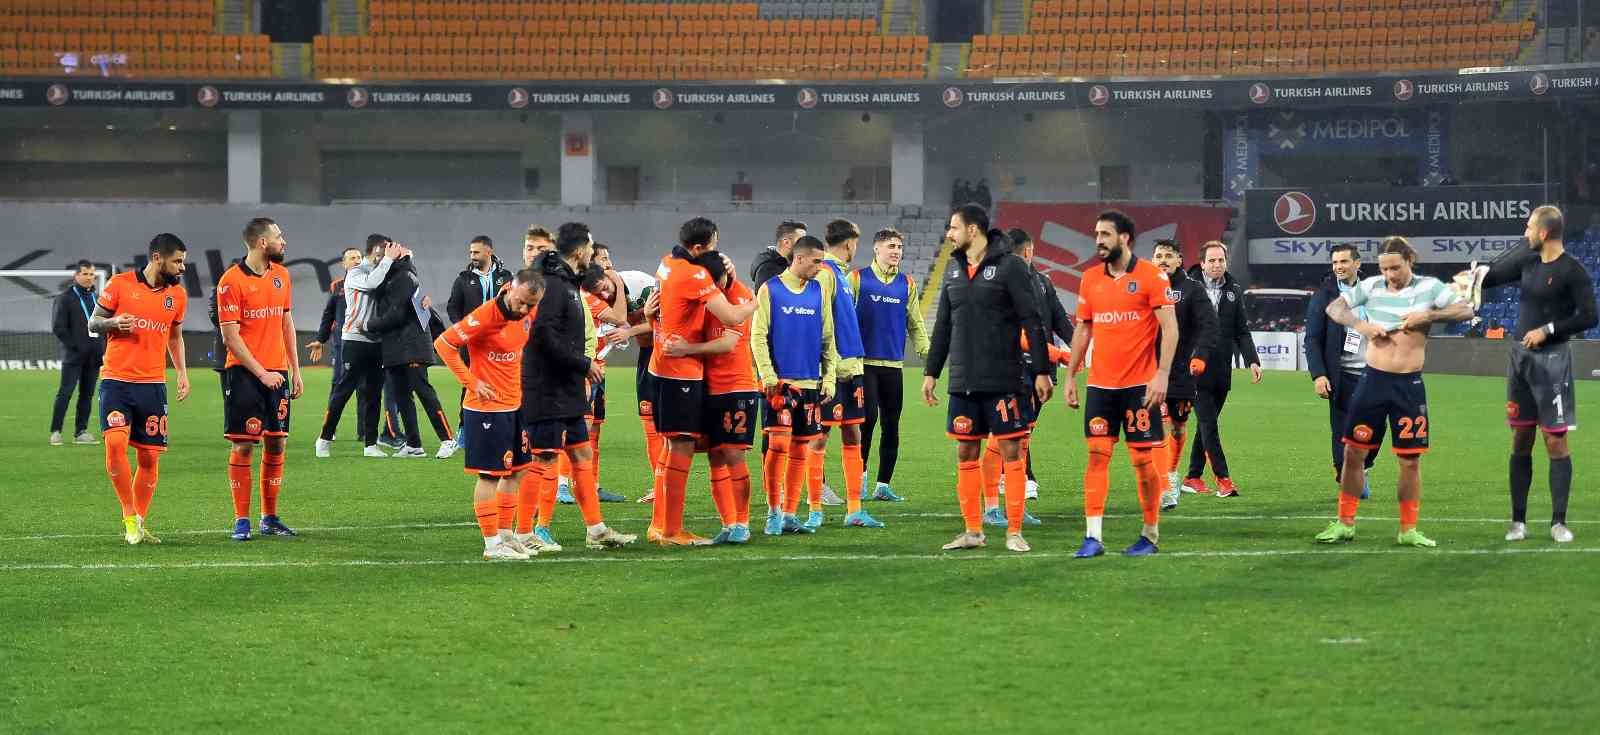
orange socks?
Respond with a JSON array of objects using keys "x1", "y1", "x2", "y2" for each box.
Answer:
[
  {"x1": 842, "y1": 442, "x2": 864, "y2": 515},
  {"x1": 710, "y1": 464, "x2": 735, "y2": 527},
  {"x1": 572, "y1": 457, "x2": 602, "y2": 526},
  {"x1": 105, "y1": 429, "x2": 135, "y2": 517},
  {"x1": 763, "y1": 434, "x2": 790, "y2": 512},
  {"x1": 982, "y1": 437, "x2": 1003, "y2": 510},
  {"x1": 496, "y1": 488, "x2": 517, "y2": 532},
  {"x1": 1084, "y1": 437, "x2": 1114, "y2": 519},
  {"x1": 557, "y1": 452, "x2": 572, "y2": 482},
  {"x1": 133, "y1": 447, "x2": 160, "y2": 518},
  {"x1": 649, "y1": 442, "x2": 669, "y2": 532},
  {"x1": 806, "y1": 445, "x2": 825, "y2": 508},
  {"x1": 1003, "y1": 458, "x2": 1028, "y2": 534},
  {"x1": 1338, "y1": 492, "x2": 1361, "y2": 525},
  {"x1": 641, "y1": 416, "x2": 662, "y2": 475},
  {"x1": 663, "y1": 448, "x2": 692, "y2": 536},
  {"x1": 783, "y1": 443, "x2": 808, "y2": 515},
  {"x1": 514, "y1": 469, "x2": 540, "y2": 534},
  {"x1": 730, "y1": 461, "x2": 752, "y2": 525},
  {"x1": 1130, "y1": 447, "x2": 1162, "y2": 526},
  {"x1": 956, "y1": 459, "x2": 983, "y2": 533},
  {"x1": 228, "y1": 445, "x2": 253, "y2": 519},
  {"x1": 1398, "y1": 499, "x2": 1419, "y2": 531},
  {"x1": 474, "y1": 499, "x2": 498, "y2": 538},
  {"x1": 1150, "y1": 440, "x2": 1170, "y2": 486},
  {"x1": 537, "y1": 463, "x2": 559, "y2": 528},
  {"x1": 260, "y1": 448, "x2": 284, "y2": 517},
  {"x1": 589, "y1": 425, "x2": 603, "y2": 486},
  {"x1": 1169, "y1": 428, "x2": 1187, "y2": 474}
]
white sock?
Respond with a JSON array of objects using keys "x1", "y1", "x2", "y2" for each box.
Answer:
[
  {"x1": 1143, "y1": 523, "x2": 1159, "y2": 544},
  {"x1": 1086, "y1": 516, "x2": 1103, "y2": 541},
  {"x1": 498, "y1": 529, "x2": 513, "y2": 541},
  {"x1": 586, "y1": 522, "x2": 606, "y2": 536},
  {"x1": 483, "y1": 536, "x2": 499, "y2": 550},
  {"x1": 135, "y1": 514, "x2": 146, "y2": 529}
]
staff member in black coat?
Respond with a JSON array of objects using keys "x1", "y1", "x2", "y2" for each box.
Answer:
[
  {"x1": 445, "y1": 235, "x2": 513, "y2": 443},
  {"x1": 366, "y1": 249, "x2": 455, "y2": 459},
  {"x1": 49, "y1": 260, "x2": 106, "y2": 445},
  {"x1": 1151, "y1": 240, "x2": 1218, "y2": 510},
  {"x1": 923, "y1": 204, "x2": 1051, "y2": 553},
  {"x1": 1007, "y1": 228, "x2": 1073, "y2": 501},
  {"x1": 1304, "y1": 243, "x2": 1376, "y2": 499},
  {"x1": 1183, "y1": 242, "x2": 1260, "y2": 498}
]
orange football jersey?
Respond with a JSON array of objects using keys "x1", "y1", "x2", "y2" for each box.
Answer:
[
  {"x1": 704, "y1": 279, "x2": 758, "y2": 395},
  {"x1": 1076, "y1": 256, "x2": 1174, "y2": 389},
  {"x1": 216, "y1": 260, "x2": 293, "y2": 371},
  {"x1": 98, "y1": 270, "x2": 187, "y2": 383},
  {"x1": 648, "y1": 253, "x2": 719, "y2": 381}
]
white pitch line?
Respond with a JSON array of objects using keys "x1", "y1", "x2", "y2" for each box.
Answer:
[
  {"x1": 1, "y1": 546, "x2": 1596, "y2": 573},
  {"x1": 0, "y1": 513, "x2": 1590, "y2": 543}
]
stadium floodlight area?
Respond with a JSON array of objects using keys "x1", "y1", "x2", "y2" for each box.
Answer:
[{"x1": 0, "y1": 269, "x2": 108, "y2": 369}]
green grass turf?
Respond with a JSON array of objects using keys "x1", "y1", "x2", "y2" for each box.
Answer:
[{"x1": 2, "y1": 366, "x2": 1597, "y2": 732}]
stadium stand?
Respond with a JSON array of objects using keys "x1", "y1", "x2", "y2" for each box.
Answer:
[
  {"x1": 1451, "y1": 225, "x2": 1600, "y2": 340},
  {"x1": 318, "y1": 1, "x2": 928, "y2": 81},
  {"x1": 970, "y1": 0, "x2": 1532, "y2": 78},
  {"x1": 0, "y1": 0, "x2": 272, "y2": 79}
]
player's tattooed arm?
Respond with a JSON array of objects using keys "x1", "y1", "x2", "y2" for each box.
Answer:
[{"x1": 89, "y1": 305, "x2": 131, "y2": 334}]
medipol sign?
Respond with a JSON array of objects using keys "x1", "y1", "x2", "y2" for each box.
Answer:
[{"x1": 1245, "y1": 184, "x2": 1542, "y2": 264}]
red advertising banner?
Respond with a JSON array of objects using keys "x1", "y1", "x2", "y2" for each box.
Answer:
[{"x1": 993, "y1": 202, "x2": 1233, "y2": 302}]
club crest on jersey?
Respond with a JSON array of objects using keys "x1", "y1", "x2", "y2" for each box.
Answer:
[
  {"x1": 272, "y1": 276, "x2": 283, "y2": 289},
  {"x1": 163, "y1": 295, "x2": 174, "y2": 310},
  {"x1": 1352, "y1": 424, "x2": 1373, "y2": 442},
  {"x1": 1506, "y1": 401, "x2": 1519, "y2": 419},
  {"x1": 1088, "y1": 417, "x2": 1110, "y2": 436},
  {"x1": 778, "y1": 409, "x2": 792, "y2": 426},
  {"x1": 245, "y1": 417, "x2": 263, "y2": 435},
  {"x1": 106, "y1": 410, "x2": 127, "y2": 428},
  {"x1": 638, "y1": 400, "x2": 653, "y2": 415},
  {"x1": 952, "y1": 415, "x2": 973, "y2": 434},
  {"x1": 832, "y1": 404, "x2": 844, "y2": 420},
  {"x1": 982, "y1": 266, "x2": 996, "y2": 281},
  {"x1": 1166, "y1": 288, "x2": 1182, "y2": 302},
  {"x1": 1126, "y1": 281, "x2": 1139, "y2": 294},
  {"x1": 1225, "y1": 291, "x2": 1236, "y2": 302},
  {"x1": 503, "y1": 450, "x2": 514, "y2": 468}
]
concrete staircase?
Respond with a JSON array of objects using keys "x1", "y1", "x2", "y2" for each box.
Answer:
[
  {"x1": 326, "y1": 0, "x2": 365, "y2": 36},
  {"x1": 993, "y1": 0, "x2": 1027, "y2": 35},
  {"x1": 931, "y1": 42, "x2": 966, "y2": 78},
  {"x1": 273, "y1": 42, "x2": 310, "y2": 80},
  {"x1": 220, "y1": 0, "x2": 251, "y2": 34},
  {"x1": 884, "y1": 0, "x2": 919, "y2": 35}
]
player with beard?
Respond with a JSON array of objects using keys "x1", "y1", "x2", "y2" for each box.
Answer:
[
  {"x1": 1150, "y1": 239, "x2": 1217, "y2": 511},
  {"x1": 89, "y1": 234, "x2": 191, "y2": 544},
  {"x1": 923, "y1": 204, "x2": 1052, "y2": 553},
  {"x1": 1463, "y1": 205, "x2": 1597, "y2": 543},
  {"x1": 217, "y1": 218, "x2": 303, "y2": 541},
  {"x1": 1062, "y1": 211, "x2": 1178, "y2": 557}
]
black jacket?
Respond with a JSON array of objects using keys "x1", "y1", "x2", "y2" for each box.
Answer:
[
  {"x1": 1305, "y1": 273, "x2": 1362, "y2": 395},
  {"x1": 315, "y1": 276, "x2": 346, "y2": 344},
  {"x1": 1024, "y1": 268, "x2": 1073, "y2": 380},
  {"x1": 749, "y1": 247, "x2": 790, "y2": 290},
  {"x1": 1194, "y1": 270, "x2": 1258, "y2": 389},
  {"x1": 365, "y1": 257, "x2": 436, "y2": 368},
  {"x1": 926, "y1": 231, "x2": 1049, "y2": 394},
  {"x1": 522, "y1": 251, "x2": 592, "y2": 421},
  {"x1": 446, "y1": 263, "x2": 514, "y2": 323},
  {"x1": 1164, "y1": 267, "x2": 1219, "y2": 393},
  {"x1": 53, "y1": 284, "x2": 104, "y2": 361}
]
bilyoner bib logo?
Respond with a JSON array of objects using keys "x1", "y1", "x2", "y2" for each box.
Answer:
[{"x1": 1273, "y1": 191, "x2": 1317, "y2": 235}]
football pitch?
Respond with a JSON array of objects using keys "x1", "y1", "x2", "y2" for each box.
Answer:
[{"x1": 3, "y1": 367, "x2": 1596, "y2": 732}]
